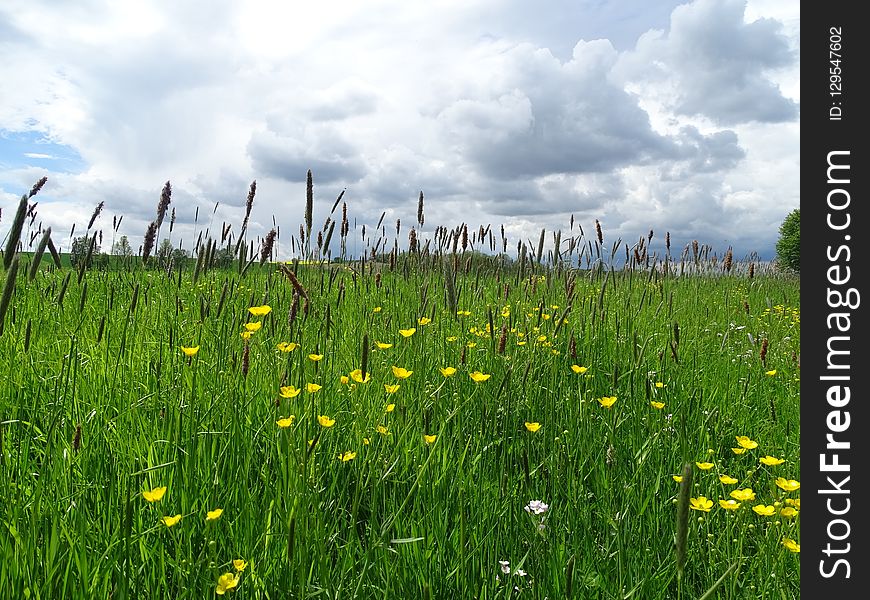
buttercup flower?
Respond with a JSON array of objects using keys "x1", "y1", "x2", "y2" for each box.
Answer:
[
  {"x1": 338, "y1": 451, "x2": 357, "y2": 462},
  {"x1": 350, "y1": 369, "x2": 371, "y2": 383},
  {"x1": 143, "y1": 486, "x2": 167, "y2": 503},
  {"x1": 752, "y1": 504, "x2": 776, "y2": 516},
  {"x1": 276, "y1": 416, "x2": 295, "y2": 428},
  {"x1": 695, "y1": 462, "x2": 714, "y2": 470},
  {"x1": 248, "y1": 305, "x2": 271, "y2": 317},
  {"x1": 180, "y1": 346, "x2": 199, "y2": 357},
  {"x1": 730, "y1": 488, "x2": 756, "y2": 502},
  {"x1": 719, "y1": 499, "x2": 740, "y2": 510},
  {"x1": 650, "y1": 401, "x2": 665, "y2": 409},
  {"x1": 279, "y1": 386, "x2": 301, "y2": 398},
  {"x1": 424, "y1": 434, "x2": 437, "y2": 444},
  {"x1": 391, "y1": 366, "x2": 412, "y2": 379},
  {"x1": 672, "y1": 475, "x2": 683, "y2": 483},
  {"x1": 233, "y1": 559, "x2": 248, "y2": 572},
  {"x1": 780, "y1": 507, "x2": 799, "y2": 518},
  {"x1": 719, "y1": 474, "x2": 738, "y2": 485},
  {"x1": 375, "y1": 341, "x2": 393, "y2": 349},
  {"x1": 399, "y1": 328, "x2": 416, "y2": 338},
  {"x1": 655, "y1": 382, "x2": 666, "y2": 388},
  {"x1": 308, "y1": 353, "x2": 324, "y2": 362},
  {"x1": 206, "y1": 508, "x2": 223, "y2": 521},
  {"x1": 731, "y1": 447, "x2": 747, "y2": 455},
  {"x1": 469, "y1": 371, "x2": 491, "y2": 382},
  {"x1": 570, "y1": 365, "x2": 588, "y2": 374},
  {"x1": 689, "y1": 497, "x2": 713, "y2": 512},
  {"x1": 306, "y1": 383, "x2": 322, "y2": 393},
  {"x1": 244, "y1": 321, "x2": 262, "y2": 332},
  {"x1": 318, "y1": 415, "x2": 335, "y2": 428},
  {"x1": 384, "y1": 384, "x2": 400, "y2": 394},
  {"x1": 775, "y1": 477, "x2": 800, "y2": 492},
  {"x1": 162, "y1": 514, "x2": 182, "y2": 527},
  {"x1": 782, "y1": 537, "x2": 800, "y2": 553},
  {"x1": 440, "y1": 367, "x2": 457, "y2": 377},
  {"x1": 760, "y1": 455, "x2": 785, "y2": 466},
  {"x1": 418, "y1": 317, "x2": 431, "y2": 325},
  {"x1": 276, "y1": 342, "x2": 298, "y2": 352},
  {"x1": 385, "y1": 403, "x2": 395, "y2": 412},
  {"x1": 524, "y1": 422, "x2": 542, "y2": 433},
  {"x1": 765, "y1": 369, "x2": 777, "y2": 376},
  {"x1": 598, "y1": 396, "x2": 617, "y2": 408},
  {"x1": 216, "y1": 572, "x2": 239, "y2": 595},
  {"x1": 735, "y1": 435, "x2": 758, "y2": 449}
]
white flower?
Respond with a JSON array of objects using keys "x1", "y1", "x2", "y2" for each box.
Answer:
[
  {"x1": 524, "y1": 500, "x2": 549, "y2": 515},
  {"x1": 514, "y1": 568, "x2": 527, "y2": 577},
  {"x1": 499, "y1": 560, "x2": 511, "y2": 575}
]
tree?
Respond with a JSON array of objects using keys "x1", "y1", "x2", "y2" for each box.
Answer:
[
  {"x1": 775, "y1": 208, "x2": 799, "y2": 273},
  {"x1": 70, "y1": 235, "x2": 99, "y2": 268},
  {"x1": 156, "y1": 239, "x2": 174, "y2": 265},
  {"x1": 112, "y1": 235, "x2": 134, "y2": 257}
]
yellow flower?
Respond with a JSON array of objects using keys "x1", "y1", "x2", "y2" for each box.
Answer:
[
  {"x1": 399, "y1": 328, "x2": 416, "y2": 338},
  {"x1": 376, "y1": 425, "x2": 390, "y2": 436},
  {"x1": 695, "y1": 462, "x2": 714, "y2": 471},
  {"x1": 786, "y1": 498, "x2": 801, "y2": 510},
  {"x1": 372, "y1": 306, "x2": 382, "y2": 313},
  {"x1": 240, "y1": 331, "x2": 253, "y2": 340},
  {"x1": 456, "y1": 310, "x2": 471, "y2": 316},
  {"x1": 672, "y1": 475, "x2": 683, "y2": 483},
  {"x1": 655, "y1": 382, "x2": 665, "y2": 388},
  {"x1": 439, "y1": 367, "x2": 457, "y2": 377},
  {"x1": 385, "y1": 403, "x2": 395, "y2": 412},
  {"x1": 735, "y1": 435, "x2": 758, "y2": 449},
  {"x1": 391, "y1": 366, "x2": 413, "y2": 379},
  {"x1": 752, "y1": 504, "x2": 776, "y2": 516},
  {"x1": 780, "y1": 507, "x2": 799, "y2": 518},
  {"x1": 782, "y1": 537, "x2": 800, "y2": 553},
  {"x1": 598, "y1": 396, "x2": 617, "y2": 408},
  {"x1": 424, "y1": 434, "x2": 437, "y2": 444},
  {"x1": 162, "y1": 514, "x2": 182, "y2": 527},
  {"x1": 730, "y1": 488, "x2": 756, "y2": 502},
  {"x1": 760, "y1": 455, "x2": 785, "y2": 466},
  {"x1": 570, "y1": 365, "x2": 588, "y2": 374},
  {"x1": 308, "y1": 353, "x2": 324, "y2": 362},
  {"x1": 384, "y1": 384, "x2": 400, "y2": 394},
  {"x1": 206, "y1": 508, "x2": 223, "y2": 521},
  {"x1": 362, "y1": 437, "x2": 370, "y2": 445},
  {"x1": 775, "y1": 477, "x2": 800, "y2": 492},
  {"x1": 466, "y1": 342, "x2": 477, "y2": 348},
  {"x1": 501, "y1": 307, "x2": 510, "y2": 318},
  {"x1": 317, "y1": 415, "x2": 335, "y2": 428},
  {"x1": 650, "y1": 401, "x2": 665, "y2": 410},
  {"x1": 418, "y1": 317, "x2": 431, "y2": 325},
  {"x1": 276, "y1": 342, "x2": 299, "y2": 352},
  {"x1": 689, "y1": 496, "x2": 713, "y2": 512},
  {"x1": 248, "y1": 305, "x2": 272, "y2": 317},
  {"x1": 731, "y1": 447, "x2": 747, "y2": 455},
  {"x1": 279, "y1": 386, "x2": 301, "y2": 398},
  {"x1": 350, "y1": 369, "x2": 371, "y2": 383},
  {"x1": 446, "y1": 336, "x2": 458, "y2": 342},
  {"x1": 469, "y1": 371, "x2": 491, "y2": 382},
  {"x1": 216, "y1": 572, "x2": 239, "y2": 595},
  {"x1": 244, "y1": 321, "x2": 262, "y2": 332},
  {"x1": 276, "y1": 416, "x2": 295, "y2": 428},
  {"x1": 306, "y1": 383, "x2": 322, "y2": 393},
  {"x1": 338, "y1": 451, "x2": 357, "y2": 462},
  {"x1": 765, "y1": 369, "x2": 777, "y2": 376},
  {"x1": 180, "y1": 346, "x2": 200, "y2": 357},
  {"x1": 718, "y1": 474, "x2": 738, "y2": 485},
  {"x1": 375, "y1": 341, "x2": 393, "y2": 350},
  {"x1": 233, "y1": 559, "x2": 248, "y2": 572},
  {"x1": 142, "y1": 486, "x2": 167, "y2": 503},
  {"x1": 719, "y1": 499, "x2": 741, "y2": 510},
  {"x1": 340, "y1": 375, "x2": 349, "y2": 385},
  {"x1": 524, "y1": 422, "x2": 542, "y2": 433}
]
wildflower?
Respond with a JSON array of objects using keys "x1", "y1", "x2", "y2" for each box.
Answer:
[
  {"x1": 276, "y1": 342, "x2": 298, "y2": 352},
  {"x1": 719, "y1": 474, "x2": 738, "y2": 485},
  {"x1": 760, "y1": 455, "x2": 785, "y2": 466},
  {"x1": 524, "y1": 500, "x2": 549, "y2": 514},
  {"x1": 780, "y1": 507, "x2": 799, "y2": 518},
  {"x1": 731, "y1": 447, "x2": 747, "y2": 455},
  {"x1": 752, "y1": 504, "x2": 776, "y2": 516},
  {"x1": 340, "y1": 375, "x2": 349, "y2": 385},
  {"x1": 672, "y1": 475, "x2": 683, "y2": 483},
  {"x1": 162, "y1": 514, "x2": 182, "y2": 527},
  {"x1": 786, "y1": 498, "x2": 801, "y2": 510},
  {"x1": 206, "y1": 508, "x2": 223, "y2": 521},
  {"x1": 376, "y1": 425, "x2": 390, "y2": 436},
  {"x1": 233, "y1": 559, "x2": 248, "y2": 572},
  {"x1": 735, "y1": 435, "x2": 758, "y2": 449},
  {"x1": 446, "y1": 336, "x2": 458, "y2": 342},
  {"x1": 782, "y1": 537, "x2": 800, "y2": 553},
  {"x1": 655, "y1": 382, "x2": 665, "y2": 388},
  {"x1": 765, "y1": 369, "x2": 777, "y2": 376},
  {"x1": 244, "y1": 321, "x2": 262, "y2": 332},
  {"x1": 181, "y1": 346, "x2": 200, "y2": 357},
  {"x1": 248, "y1": 305, "x2": 271, "y2": 317},
  {"x1": 372, "y1": 306, "x2": 382, "y2": 313},
  {"x1": 775, "y1": 477, "x2": 800, "y2": 492},
  {"x1": 391, "y1": 366, "x2": 413, "y2": 379},
  {"x1": 362, "y1": 437, "x2": 370, "y2": 445},
  {"x1": 279, "y1": 386, "x2": 301, "y2": 398},
  {"x1": 338, "y1": 451, "x2": 357, "y2": 462},
  {"x1": 570, "y1": 365, "x2": 587, "y2": 374},
  {"x1": 418, "y1": 317, "x2": 431, "y2": 325},
  {"x1": 598, "y1": 396, "x2": 617, "y2": 408},
  {"x1": 350, "y1": 369, "x2": 371, "y2": 383},
  {"x1": 143, "y1": 486, "x2": 167, "y2": 503},
  {"x1": 306, "y1": 383, "x2": 322, "y2": 393},
  {"x1": 650, "y1": 401, "x2": 665, "y2": 410},
  {"x1": 467, "y1": 341, "x2": 477, "y2": 348},
  {"x1": 276, "y1": 416, "x2": 295, "y2": 428},
  {"x1": 240, "y1": 331, "x2": 253, "y2": 340},
  {"x1": 524, "y1": 422, "x2": 541, "y2": 432},
  {"x1": 469, "y1": 371, "x2": 491, "y2": 382},
  {"x1": 385, "y1": 403, "x2": 395, "y2": 412},
  {"x1": 424, "y1": 434, "x2": 437, "y2": 444},
  {"x1": 216, "y1": 572, "x2": 239, "y2": 595},
  {"x1": 375, "y1": 341, "x2": 393, "y2": 350},
  {"x1": 719, "y1": 499, "x2": 741, "y2": 510},
  {"x1": 440, "y1": 367, "x2": 457, "y2": 377},
  {"x1": 695, "y1": 462, "x2": 714, "y2": 470},
  {"x1": 384, "y1": 384, "x2": 400, "y2": 394},
  {"x1": 308, "y1": 353, "x2": 324, "y2": 362},
  {"x1": 399, "y1": 328, "x2": 416, "y2": 338},
  {"x1": 730, "y1": 488, "x2": 756, "y2": 502},
  {"x1": 689, "y1": 497, "x2": 713, "y2": 512},
  {"x1": 499, "y1": 560, "x2": 511, "y2": 575},
  {"x1": 318, "y1": 415, "x2": 335, "y2": 428}
]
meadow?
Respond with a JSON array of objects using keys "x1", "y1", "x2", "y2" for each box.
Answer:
[{"x1": 0, "y1": 181, "x2": 800, "y2": 599}]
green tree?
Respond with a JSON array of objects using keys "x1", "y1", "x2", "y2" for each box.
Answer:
[
  {"x1": 70, "y1": 235, "x2": 99, "y2": 269},
  {"x1": 112, "y1": 235, "x2": 134, "y2": 257},
  {"x1": 775, "y1": 208, "x2": 800, "y2": 273}
]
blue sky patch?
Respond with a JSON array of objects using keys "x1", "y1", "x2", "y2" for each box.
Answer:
[{"x1": 0, "y1": 130, "x2": 86, "y2": 174}]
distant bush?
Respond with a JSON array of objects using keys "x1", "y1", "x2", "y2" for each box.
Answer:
[{"x1": 775, "y1": 209, "x2": 799, "y2": 273}]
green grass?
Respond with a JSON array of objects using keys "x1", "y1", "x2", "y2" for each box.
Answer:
[{"x1": 0, "y1": 253, "x2": 799, "y2": 599}]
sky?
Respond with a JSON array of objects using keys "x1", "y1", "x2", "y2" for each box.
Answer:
[{"x1": 0, "y1": 0, "x2": 799, "y2": 263}]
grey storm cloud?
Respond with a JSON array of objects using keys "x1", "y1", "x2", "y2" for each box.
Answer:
[{"x1": 247, "y1": 128, "x2": 367, "y2": 185}]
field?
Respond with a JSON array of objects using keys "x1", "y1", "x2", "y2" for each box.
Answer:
[{"x1": 1, "y1": 199, "x2": 800, "y2": 598}]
